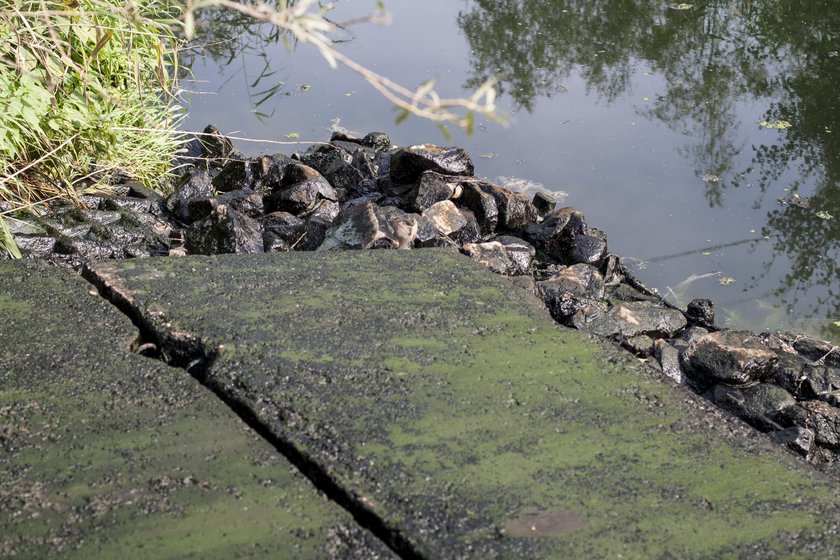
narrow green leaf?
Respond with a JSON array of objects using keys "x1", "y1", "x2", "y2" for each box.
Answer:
[
  {"x1": 0, "y1": 217, "x2": 21, "y2": 259},
  {"x1": 395, "y1": 109, "x2": 411, "y2": 125},
  {"x1": 89, "y1": 30, "x2": 113, "y2": 60},
  {"x1": 436, "y1": 123, "x2": 453, "y2": 142}
]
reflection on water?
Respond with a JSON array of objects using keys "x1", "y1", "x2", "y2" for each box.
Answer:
[
  {"x1": 184, "y1": 0, "x2": 840, "y2": 342},
  {"x1": 457, "y1": 0, "x2": 840, "y2": 340}
]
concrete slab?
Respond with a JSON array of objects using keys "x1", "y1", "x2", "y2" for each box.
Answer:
[
  {"x1": 0, "y1": 261, "x2": 392, "y2": 559},
  {"x1": 87, "y1": 249, "x2": 840, "y2": 558}
]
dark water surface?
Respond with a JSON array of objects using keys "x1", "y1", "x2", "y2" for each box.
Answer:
[{"x1": 184, "y1": 0, "x2": 840, "y2": 342}]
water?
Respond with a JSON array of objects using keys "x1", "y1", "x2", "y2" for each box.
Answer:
[{"x1": 183, "y1": 0, "x2": 840, "y2": 342}]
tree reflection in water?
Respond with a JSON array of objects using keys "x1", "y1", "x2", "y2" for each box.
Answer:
[{"x1": 459, "y1": 0, "x2": 840, "y2": 339}]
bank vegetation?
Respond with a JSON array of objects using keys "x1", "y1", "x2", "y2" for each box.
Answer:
[{"x1": 0, "y1": 0, "x2": 502, "y2": 257}]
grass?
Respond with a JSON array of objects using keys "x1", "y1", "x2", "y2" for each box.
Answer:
[{"x1": 0, "y1": 0, "x2": 187, "y2": 256}]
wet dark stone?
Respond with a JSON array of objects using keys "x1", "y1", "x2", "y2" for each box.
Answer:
[
  {"x1": 769, "y1": 426, "x2": 815, "y2": 456},
  {"x1": 759, "y1": 332, "x2": 800, "y2": 356},
  {"x1": 687, "y1": 299, "x2": 716, "y2": 329},
  {"x1": 249, "y1": 154, "x2": 296, "y2": 195},
  {"x1": 329, "y1": 131, "x2": 363, "y2": 144},
  {"x1": 566, "y1": 233, "x2": 608, "y2": 267},
  {"x1": 522, "y1": 207, "x2": 588, "y2": 263},
  {"x1": 221, "y1": 188, "x2": 265, "y2": 219},
  {"x1": 462, "y1": 241, "x2": 524, "y2": 276},
  {"x1": 349, "y1": 152, "x2": 379, "y2": 198},
  {"x1": 600, "y1": 254, "x2": 623, "y2": 285},
  {"x1": 371, "y1": 149, "x2": 393, "y2": 180},
  {"x1": 185, "y1": 205, "x2": 263, "y2": 255},
  {"x1": 421, "y1": 201, "x2": 480, "y2": 245},
  {"x1": 301, "y1": 144, "x2": 366, "y2": 194},
  {"x1": 132, "y1": 212, "x2": 175, "y2": 239},
  {"x1": 199, "y1": 124, "x2": 237, "y2": 166},
  {"x1": 712, "y1": 383, "x2": 795, "y2": 432},
  {"x1": 532, "y1": 191, "x2": 556, "y2": 217},
  {"x1": 36, "y1": 210, "x2": 92, "y2": 239},
  {"x1": 379, "y1": 206, "x2": 420, "y2": 249},
  {"x1": 14, "y1": 236, "x2": 58, "y2": 257},
  {"x1": 297, "y1": 201, "x2": 340, "y2": 251},
  {"x1": 414, "y1": 216, "x2": 460, "y2": 249},
  {"x1": 125, "y1": 182, "x2": 165, "y2": 202},
  {"x1": 330, "y1": 140, "x2": 371, "y2": 155},
  {"x1": 572, "y1": 300, "x2": 687, "y2": 340},
  {"x1": 542, "y1": 291, "x2": 600, "y2": 324},
  {"x1": 318, "y1": 202, "x2": 403, "y2": 251},
  {"x1": 792, "y1": 336, "x2": 840, "y2": 368},
  {"x1": 491, "y1": 236, "x2": 536, "y2": 276},
  {"x1": 681, "y1": 331, "x2": 779, "y2": 386},
  {"x1": 212, "y1": 158, "x2": 256, "y2": 193},
  {"x1": 679, "y1": 326, "x2": 710, "y2": 346},
  {"x1": 211, "y1": 154, "x2": 293, "y2": 197},
  {"x1": 623, "y1": 334, "x2": 655, "y2": 358},
  {"x1": 826, "y1": 390, "x2": 840, "y2": 408},
  {"x1": 414, "y1": 171, "x2": 459, "y2": 212},
  {"x1": 524, "y1": 206, "x2": 583, "y2": 240},
  {"x1": 33, "y1": 204, "x2": 171, "y2": 261},
  {"x1": 459, "y1": 183, "x2": 499, "y2": 235},
  {"x1": 341, "y1": 193, "x2": 384, "y2": 212},
  {"x1": 389, "y1": 144, "x2": 474, "y2": 184},
  {"x1": 653, "y1": 341, "x2": 687, "y2": 384},
  {"x1": 362, "y1": 131, "x2": 391, "y2": 151},
  {"x1": 188, "y1": 188, "x2": 264, "y2": 222},
  {"x1": 97, "y1": 224, "x2": 169, "y2": 255},
  {"x1": 607, "y1": 282, "x2": 662, "y2": 304},
  {"x1": 78, "y1": 195, "x2": 105, "y2": 210},
  {"x1": 82, "y1": 209, "x2": 124, "y2": 228},
  {"x1": 779, "y1": 401, "x2": 840, "y2": 447},
  {"x1": 539, "y1": 264, "x2": 605, "y2": 300},
  {"x1": 265, "y1": 163, "x2": 338, "y2": 215},
  {"x1": 537, "y1": 265, "x2": 606, "y2": 323},
  {"x1": 476, "y1": 182, "x2": 538, "y2": 230},
  {"x1": 378, "y1": 195, "x2": 409, "y2": 209},
  {"x1": 262, "y1": 212, "x2": 307, "y2": 252},
  {"x1": 166, "y1": 169, "x2": 214, "y2": 223},
  {"x1": 99, "y1": 196, "x2": 155, "y2": 215},
  {"x1": 774, "y1": 355, "x2": 840, "y2": 401},
  {"x1": 53, "y1": 236, "x2": 124, "y2": 260}
]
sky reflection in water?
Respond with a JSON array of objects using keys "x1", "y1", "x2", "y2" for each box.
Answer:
[{"x1": 183, "y1": 0, "x2": 840, "y2": 342}]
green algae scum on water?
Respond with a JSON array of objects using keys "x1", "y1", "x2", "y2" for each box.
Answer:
[{"x1": 83, "y1": 250, "x2": 840, "y2": 559}]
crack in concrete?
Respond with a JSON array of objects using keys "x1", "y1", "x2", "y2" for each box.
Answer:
[{"x1": 80, "y1": 264, "x2": 421, "y2": 560}]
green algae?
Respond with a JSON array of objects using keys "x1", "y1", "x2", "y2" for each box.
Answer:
[
  {"x1": 88, "y1": 250, "x2": 840, "y2": 558},
  {"x1": 0, "y1": 292, "x2": 32, "y2": 315},
  {"x1": 0, "y1": 261, "x2": 391, "y2": 559}
]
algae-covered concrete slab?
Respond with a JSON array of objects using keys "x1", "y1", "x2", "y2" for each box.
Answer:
[
  {"x1": 89, "y1": 250, "x2": 840, "y2": 559},
  {"x1": 0, "y1": 261, "x2": 392, "y2": 559}
]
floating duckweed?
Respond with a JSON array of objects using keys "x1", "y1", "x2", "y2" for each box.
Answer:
[{"x1": 760, "y1": 120, "x2": 793, "y2": 129}]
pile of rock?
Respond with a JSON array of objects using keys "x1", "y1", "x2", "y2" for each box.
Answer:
[{"x1": 8, "y1": 126, "x2": 840, "y2": 471}]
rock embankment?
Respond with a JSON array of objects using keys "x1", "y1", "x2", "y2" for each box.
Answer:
[{"x1": 9, "y1": 125, "x2": 840, "y2": 472}]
